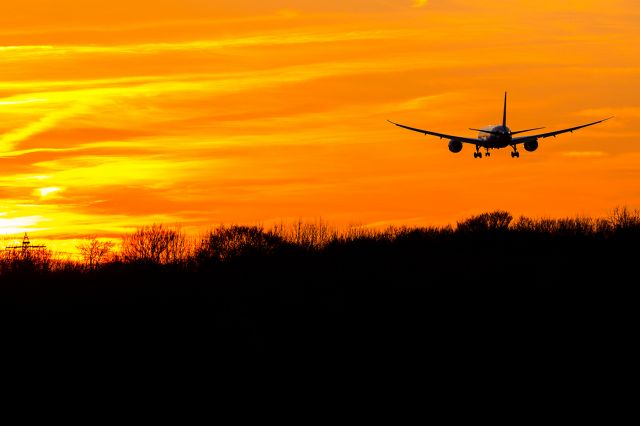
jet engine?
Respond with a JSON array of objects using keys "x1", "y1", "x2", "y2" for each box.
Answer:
[
  {"x1": 524, "y1": 139, "x2": 539, "y2": 152},
  {"x1": 448, "y1": 140, "x2": 463, "y2": 153}
]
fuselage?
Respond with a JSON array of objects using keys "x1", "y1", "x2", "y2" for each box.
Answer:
[{"x1": 477, "y1": 125, "x2": 512, "y2": 148}]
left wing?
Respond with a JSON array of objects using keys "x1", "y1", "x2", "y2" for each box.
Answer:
[
  {"x1": 513, "y1": 117, "x2": 613, "y2": 144},
  {"x1": 387, "y1": 120, "x2": 481, "y2": 144}
]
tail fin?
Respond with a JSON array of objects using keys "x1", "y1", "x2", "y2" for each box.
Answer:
[{"x1": 502, "y1": 92, "x2": 507, "y2": 127}]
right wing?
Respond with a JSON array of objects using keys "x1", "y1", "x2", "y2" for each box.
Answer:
[
  {"x1": 513, "y1": 117, "x2": 614, "y2": 144},
  {"x1": 387, "y1": 120, "x2": 481, "y2": 144}
]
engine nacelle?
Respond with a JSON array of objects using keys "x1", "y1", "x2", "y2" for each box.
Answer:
[
  {"x1": 524, "y1": 139, "x2": 539, "y2": 152},
  {"x1": 448, "y1": 140, "x2": 463, "y2": 153}
]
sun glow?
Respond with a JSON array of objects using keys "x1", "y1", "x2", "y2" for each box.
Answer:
[
  {"x1": 0, "y1": 215, "x2": 41, "y2": 236},
  {"x1": 37, "y1": 187, "x2": 62, "y2": 198}
]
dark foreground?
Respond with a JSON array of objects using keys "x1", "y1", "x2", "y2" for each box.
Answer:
[{"x1": 1, "y1": 216, "x2": 637, "y2": 372}]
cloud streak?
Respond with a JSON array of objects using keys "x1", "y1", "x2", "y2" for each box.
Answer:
[
  {"x1": 0, "y1": 103, "x2": 91, "y2": 153},
  {"x1": 0, "y1": 29, "x2": 405, "y2": 60}
]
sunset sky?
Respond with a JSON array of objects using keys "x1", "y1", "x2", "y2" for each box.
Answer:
[{"x1": 1, "y1": 0, "x2": 639, "y2": 252}]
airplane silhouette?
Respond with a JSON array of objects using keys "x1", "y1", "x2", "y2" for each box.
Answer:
[{"x1": 388, "y1": 92, "x2": 613, "y2": 158}]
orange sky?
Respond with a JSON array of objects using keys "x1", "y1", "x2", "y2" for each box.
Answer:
[{"x1": 1, "y1": 0, "x2": 639, "y2": 253}]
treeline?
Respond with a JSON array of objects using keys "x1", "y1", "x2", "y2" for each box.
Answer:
[
  {"x1": 1, "y1": 208, "x2": 638, "y2": 358},
  {"x1": 2, "y1": 207, "x2": 640, "y2": 275}
]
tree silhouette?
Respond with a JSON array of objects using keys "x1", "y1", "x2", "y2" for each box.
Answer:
[
  {"x1": 77, "y1": 237, "x2": 115, "y2": 270},
  {"x1": 121, "y1": 224, "x2": 188, "y2": 265},
  {"x1": 456, "y1": 210, "x2": 513, "y2": 233},
  {"x1": 198, "y1": 225, "x2": 287, "y2": 262}
]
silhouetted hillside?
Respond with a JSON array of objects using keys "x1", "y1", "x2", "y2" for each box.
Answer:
[{"x1": 1, "y1": 209, "x2": 637, "y2": 363}]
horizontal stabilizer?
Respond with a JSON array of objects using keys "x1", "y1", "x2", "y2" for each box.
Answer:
[
  {"x1": 469, "y1": 128, "x2": 503, "y2": 135},
  {"x1": 470, "y1": 127, "x2": 546, "y2": 136},
  {"x1": 510, "y1": 127, "x2": 545, "y2": 135}
]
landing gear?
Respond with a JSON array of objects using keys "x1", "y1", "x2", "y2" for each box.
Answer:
[
  {"x1": 485, "y1": 149, "x2": 491, "y2": 157},
  {"x1": 510, "y1": 145, "x2": 520, "y2": 158},
  {"x1": 474, "y1": 146, "x2": 482, "y2": 159}
]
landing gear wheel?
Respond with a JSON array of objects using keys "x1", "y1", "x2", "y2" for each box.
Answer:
[
  {"x1": 511, "y1": 151, "x2": 520, "y2": 158},
  {"x1": 485, "y1": 151, "x2": 491, "y2": 157}
]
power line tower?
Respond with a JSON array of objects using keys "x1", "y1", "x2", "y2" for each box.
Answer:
[
  {"x1": 3, "y1": 233, "x2": 49, "y2": 273},
  {"x1": 6, "y1": 233, "x2": 47, "y2": 254}
]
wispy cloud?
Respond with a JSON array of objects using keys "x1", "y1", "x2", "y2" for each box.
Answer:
[
  {"x1": 577, "y1": 107, "x2": 640, "y2": 118},
  {"x1": 0, "y1": 103, "x2": 91, "y2": 153},
  {"x1": 0, "y1": 29, "x2": 404, "y2": 59},
  {"x1": 562, "y1": 151, "x2": 607, "y2": 157}
]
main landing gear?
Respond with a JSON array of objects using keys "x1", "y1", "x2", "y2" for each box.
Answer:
[
  {"x1": 473, "y1": 145, "x2": 483, "y2": 159},
  {"x1": 510, "y1": 145, "x2": 520, "y2": 158},
  {"x1": 473, "y1": 146, "x2": 491, "y2": 159}
]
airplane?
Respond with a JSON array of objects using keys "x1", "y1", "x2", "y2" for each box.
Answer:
[{"x1": 387, "y1": 92, "x2": 613, "y2": 158}]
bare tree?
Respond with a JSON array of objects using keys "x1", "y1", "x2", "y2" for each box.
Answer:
[
  {"x1": 457, "y1": 210, "x2": 513, "y2": 233},
  {"x1": 198, "y1": 225, "x2": 286, "y2": 262},
  {"x1": 121, "y1": 224, "x2": 187, "y2": 265},
  {"x1": 77, "y1": 236, "x2": 115, "y2": 270},
  {"x1": 609, "y1": 206, "x2": 640, "y2": 230}
]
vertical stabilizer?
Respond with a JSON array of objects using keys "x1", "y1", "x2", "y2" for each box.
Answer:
[{"x1": 502, "y1": 92, "x2": 507, "y2": 127}]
